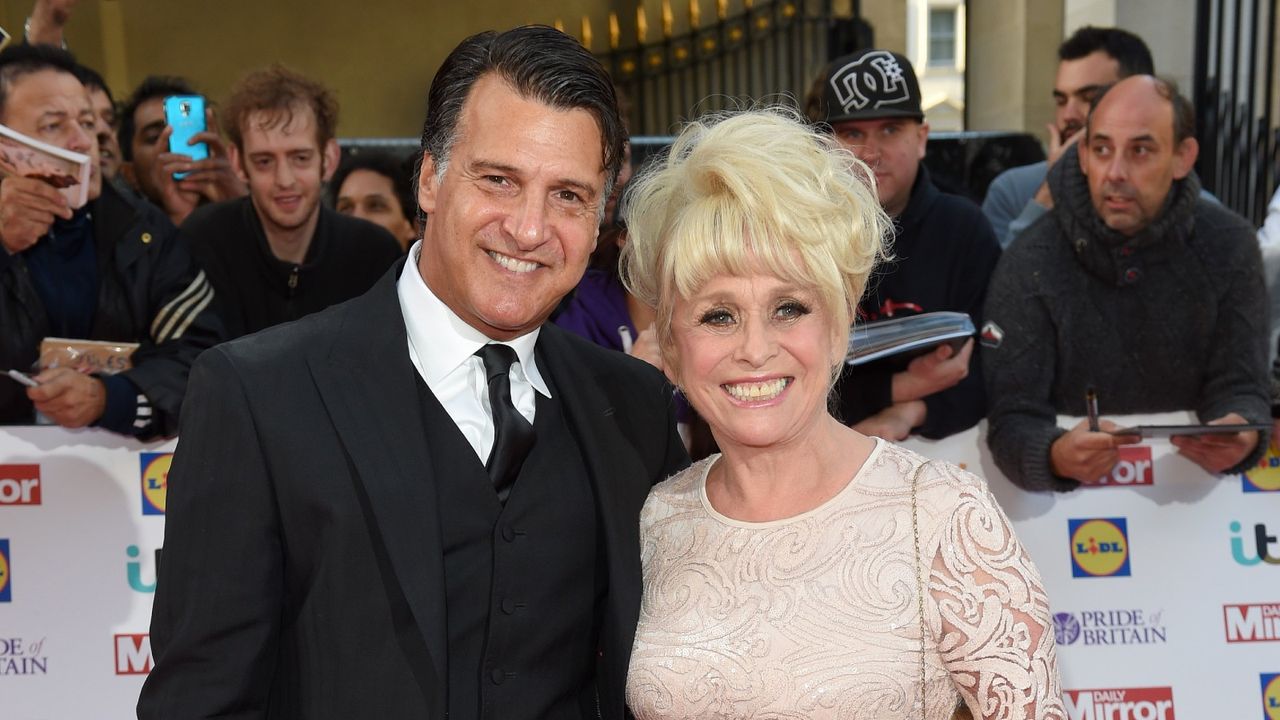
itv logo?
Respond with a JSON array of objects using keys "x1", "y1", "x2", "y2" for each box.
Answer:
[
  {"x1": 1231, "y1": 522, "x2": 1279, "y2": 566},
  {"x1": 126, "y1": 546, "x2": 161, "y2": 593},
  {"x1": 113, "y1": 634, "x2": 152, "y2": 675}
]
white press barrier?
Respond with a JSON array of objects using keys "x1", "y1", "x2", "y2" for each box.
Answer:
[{"x1": 1, "y1": 414, "x2": 1278, "y2": 719}]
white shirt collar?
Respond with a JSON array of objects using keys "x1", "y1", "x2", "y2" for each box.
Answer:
[{"x1": 397, "y1": 241, "x2": 550, "y2": 396}]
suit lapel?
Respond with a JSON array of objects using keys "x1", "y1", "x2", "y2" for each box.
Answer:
[
  {"x1": 536, "y1": 325, "x2": 648, "y2": 715},
  {"x1": 308, "y1": 261, "x2": 447, "y2": 697}
]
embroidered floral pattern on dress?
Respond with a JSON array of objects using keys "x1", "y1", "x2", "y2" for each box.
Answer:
[{"x1": 626, "y1": 440, "x2": 1065, "y2": 720}]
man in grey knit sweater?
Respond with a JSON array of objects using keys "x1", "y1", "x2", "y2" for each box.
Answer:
[{"x1": 982, "y1": 76, "x2": 1269, "y2": 492}]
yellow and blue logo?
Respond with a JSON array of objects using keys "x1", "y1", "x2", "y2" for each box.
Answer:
[
  {"x1": 1069, "y1": 518, "x2": 1131, "y2": 578},
  {"x1": 0, "y1": 538, "x2": 11, "y2": 602},
  {"x1": 1262, "y1": 673, "x2": 1280, "y2": 719},
  {"x1": 1245, "y1": 442, "x2": 1280, "y2": 492},
  {"x1": 139, "y1": 453, "x2": 171, "y2": 516}
]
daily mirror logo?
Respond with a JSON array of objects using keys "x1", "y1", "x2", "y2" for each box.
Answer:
[
  {"x1": 1225, "y1": 603, "x2": 1280, "y2": 642},
  {"x1": 139, "y1": 453, "x2": 171, "y2": 516},
  {"x1": 1064, "y1": 687, "x2": 1174, "y2": 720},
  {"x1": 1092, "y1": 446, "x2": 1153, "y2": 487},
  {"x1": 1070, "y1": 518, "x2": 1132, "y2": 578},
  {"x1": 0, "y1": 464, "x2": 40, "y2": 505},
  {"x1": 113, "y1": 633, "x2": 152, "y2": 675}
]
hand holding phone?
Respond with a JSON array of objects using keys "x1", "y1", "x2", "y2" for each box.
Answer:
[{"x1": 164, "y1": 95, "x2": 209, "y2": 179}]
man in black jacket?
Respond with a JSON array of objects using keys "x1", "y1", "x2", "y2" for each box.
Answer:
[
  {"x1": 180, "y1": 64, "x2": 401, "y2": 339},
  {"x1": 139, "y1": 26, "x2": 689, "y2": 720},
  {"x1": 0, "y1": 45, "x2": 220, "y2": 438},
  {"x1": 814, "y1": 49, "x2": 1001, "y2": 440}
]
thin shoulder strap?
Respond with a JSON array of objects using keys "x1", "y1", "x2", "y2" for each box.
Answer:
[{"x1": 910, "y1": 460, "x2": 928, "y2": 719}]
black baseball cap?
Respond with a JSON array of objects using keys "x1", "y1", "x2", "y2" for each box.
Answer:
[{"x1": 821, "y1": 49, "x2": 924, "y2": 123}]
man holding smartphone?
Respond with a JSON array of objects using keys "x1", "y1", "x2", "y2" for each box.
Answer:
[
  {"x1": 178, "y1": 64, "x2": 401, "y2": 339},
  {"x1": 116, "y1": 75, "x2": 247, "y2": 226},
  {"x1": 0, "y1": 44, "x2": 221, "y2": 436}
]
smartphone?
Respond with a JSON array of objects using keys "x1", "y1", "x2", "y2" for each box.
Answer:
[{"x1": 164, "y1": 95, "x2": 209, "y2": 179}]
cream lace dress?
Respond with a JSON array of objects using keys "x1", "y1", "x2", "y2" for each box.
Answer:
[{"x1": 626, "y1": 439, "x2": 1065, "y2": 719}]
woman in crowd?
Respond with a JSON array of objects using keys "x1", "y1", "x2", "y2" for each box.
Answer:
[
  {"x1": 620, "y1": 108, "x2": 1064, "y2": 719},
  {"x1": 330, "y1": 152, "x2": 416, "y2": 251}
]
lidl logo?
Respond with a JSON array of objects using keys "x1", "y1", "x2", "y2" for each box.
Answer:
[
  {"x1": 1064, "y1": 687, "x2": 1174, "y2": 720},
  {"x1": 0, "y1": 539, "x2": 10, "y2": 602},
  {"x1": 1262, "y1": 673, "x2": 1280, "y2": 719},
  {"x1": 0, "y1": 464, "x2": 40, "y2": 505},
  {"x1": 113, "y1": 633, "x2": 152, "y2": 675},
  {"x1": 1092, "y1": 446, "x2": 1153, "y2": 487},
  {"x1": 1226, "y1": 603, "x2": 1280, "y2": 642},
  {"x1": 1070, "y1": 517, "x2": 1131, "y2": 578},
  {"x1": 139, "y1": 453, "x2": 171, "y2": 516},
  {"x1": 1246, "y1": 443, "x2": 1280, "y2": 492}
]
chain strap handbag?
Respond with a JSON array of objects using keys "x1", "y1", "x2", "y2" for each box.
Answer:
[{"x1": 910, "y1": 460, "x2": 974, "y2": 720}]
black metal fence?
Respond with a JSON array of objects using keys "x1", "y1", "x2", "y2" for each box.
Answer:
[
  {"x1": 1194, "y1": 0, "x2": 1278, "y2": 225},
  {"x1": 598, "y1": 0, "x2": 839, "y2": 136}
]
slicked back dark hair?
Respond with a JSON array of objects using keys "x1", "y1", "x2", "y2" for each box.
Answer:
[
  {"x1": 0, "y1": 44, "x2": 81, "y2": 120},
  {"x1": 1058, "y1": 26, "x2": 1155, "y2": 77},
  {"x1": 413, "y1": 25, "x2": 624, "y2": 218},
  {"x1": 118, "y1": 75, "x2": 197, "y2": 161}
]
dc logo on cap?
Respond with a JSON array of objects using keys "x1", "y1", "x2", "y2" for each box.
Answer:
[{"x1": 829, "y1": 50, "x2": 911, "y2": 114}]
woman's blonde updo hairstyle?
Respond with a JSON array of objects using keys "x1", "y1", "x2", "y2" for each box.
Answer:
[{"x1": 620, "y1": 107, "x2": 891, "y2": 368}]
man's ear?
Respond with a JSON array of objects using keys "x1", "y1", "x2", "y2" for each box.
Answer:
[
  {"x1": 1172, "y1": 137, "x2": 1199, "y2": 180},
  {"x1": 228, "y1": 143, "x2": 248, "y2": 183},
  {"x1": 418, "y1": 152, "x2": 439, "y2": 216},
  {"x1": 1078, "y1": 135, "x2": 1090, "y2": 176},
  {"x1": 320, "y1": 138, "x2": 340, "y2": 182},
  {"x1": 915, "y1": 121, "x2": 930, "y2": 161}
]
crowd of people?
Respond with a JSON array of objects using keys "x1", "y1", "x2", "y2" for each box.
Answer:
[{"x1": 1, "y1": 3, "x2": 1278, "y2": 717}]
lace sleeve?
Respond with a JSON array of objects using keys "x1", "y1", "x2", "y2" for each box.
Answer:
[{"x1": 927, "y1": 479, "x2": 1066, "y2": 720}]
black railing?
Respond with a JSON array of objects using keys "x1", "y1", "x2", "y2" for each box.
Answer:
[
  {"x1": 1194, "y1": 0, "x2": 1278, "y2": 225},
  {"x1": 598, "y1": 0, "x2": 839, "y2": 135}
]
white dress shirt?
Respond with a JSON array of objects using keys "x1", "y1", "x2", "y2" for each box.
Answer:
[{"x1": 397, "y1": 241, "x2": 550, "y2": 463}]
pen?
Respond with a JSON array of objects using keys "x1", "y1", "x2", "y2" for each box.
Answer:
[{"x1": 1086, "y1": 386, "x2": 1100, "y2": 432}]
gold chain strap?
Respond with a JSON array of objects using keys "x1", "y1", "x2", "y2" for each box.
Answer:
[
  {"x1": 910, "y1": 461, "x2": 928, "y2": 720},
  {"x1": 911, "y1": 460, "x2": 974, "y2": 720}
]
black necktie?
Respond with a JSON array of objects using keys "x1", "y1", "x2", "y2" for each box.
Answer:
[{"x1": 474, "y1": 344, "x2": 536, "y2": 504}]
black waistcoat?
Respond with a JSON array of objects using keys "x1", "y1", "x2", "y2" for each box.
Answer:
[{"x1": 415, "y1": 371, "x2": 603, "y2": 720}]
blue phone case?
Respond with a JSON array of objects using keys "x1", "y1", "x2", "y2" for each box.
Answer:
[{"x1": 164, "y1": 95, "x2": 208, "y2": 179}]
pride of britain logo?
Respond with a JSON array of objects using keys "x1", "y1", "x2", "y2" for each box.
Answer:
[
  {"x1": 1053, "y1": 608, "x2": 1167, "y2": 647},
  {"x1": 828, "y1": 50, "x2": 911, "y2": 115},
  {"x1": 1069, "y1": 517, "x2": 1131, "y2": 577}
]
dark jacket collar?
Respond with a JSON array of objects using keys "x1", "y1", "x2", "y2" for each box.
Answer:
[
  {"x1": 1049, "y1": 143, "x2": 1201, "y2": 286},
  {"x1": 895, "y1": 163, "x2": 940, "y2": 244}
]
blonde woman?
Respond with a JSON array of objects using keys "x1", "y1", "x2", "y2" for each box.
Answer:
[{"x1": 621, "y1": 108, "x2": 1064, "y2": 719}]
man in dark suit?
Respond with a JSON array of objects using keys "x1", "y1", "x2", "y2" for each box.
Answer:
[{"x1": 137, "y1": 26, "x2": 688, "y2": 720}]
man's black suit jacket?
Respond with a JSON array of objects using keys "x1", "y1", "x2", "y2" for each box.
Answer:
[{"x1": 137, "y1": 260, "x2": 689, "y2": 719}]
